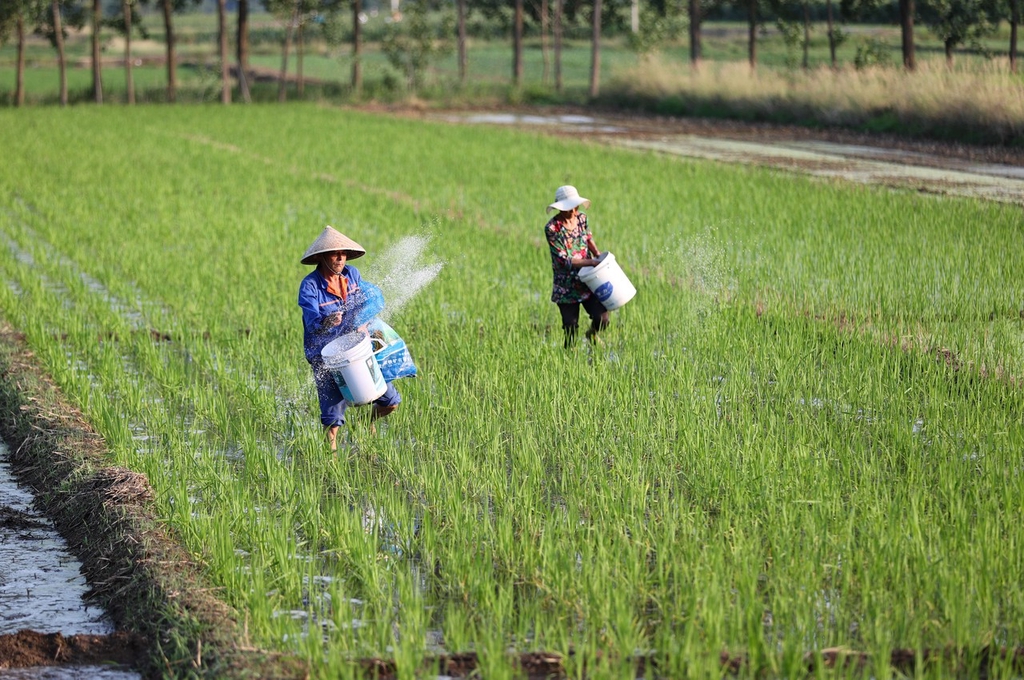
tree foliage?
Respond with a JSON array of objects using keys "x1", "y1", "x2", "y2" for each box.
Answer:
[
  {"x1": 919, "y1": 0, "x2": 1000, "y2": 59},
  {"x1": 626, "y1": 0, "x2": 688, "y2": 55},
  {"x1": 381, "y1": 0, "x2": 455, "y2": 88},
  {"x1": 34, "y1": 0, "x2": 85, "y2": 47},
  {"x1": 317, "y1": 0, "x2": 356, "y2": 45},
  {"x1": 104, "y1": 1, "x2": 149, "y2": 39},
  {"x1": 0, "y1": 1, "x2": 21, "y2": 44},
  {"x1": 852, "y1": 34, "x2": 891, "y2": 65},
  {"x1": 471, "y1": 0, "x2": 632, "y2": 36}
]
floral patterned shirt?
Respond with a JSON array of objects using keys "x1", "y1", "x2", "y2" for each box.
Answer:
[{"x1": 545, "y1": 211, "x2": 593, "y2": 304}]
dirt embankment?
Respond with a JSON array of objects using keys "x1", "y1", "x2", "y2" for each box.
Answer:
[
  {"x1": 0, "y1": 630, "x2": 146, "y2": 669},
  {"x1": 0, "y1": 323, "x2": 308, "y2": 679}
]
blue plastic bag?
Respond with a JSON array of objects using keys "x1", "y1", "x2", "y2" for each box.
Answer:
[
  {"x1": 367, "y1": 318, "x2": 418, "y2": 381},
  {"x1": 345, "y1": 281, "x2": 385, "y2": 330}
]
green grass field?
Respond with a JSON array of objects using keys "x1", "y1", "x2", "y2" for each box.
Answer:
[{"x1": 1, "y1": 104, "x2": 1022, "y2": 678}]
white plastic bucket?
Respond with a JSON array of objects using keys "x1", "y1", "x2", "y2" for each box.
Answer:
[
  {"x1": 321, "y1": 332, "x2": 387, "y2": 405},
  {"x1": 577, "y1": 252, "x2": 636, "y2": 311}
]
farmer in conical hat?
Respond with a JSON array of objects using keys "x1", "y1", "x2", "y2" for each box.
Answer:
[
  {"x1": 298, "y1": 226, "x2": 400, "y2": 449},
  {"x1": 544, "y1": 185, "x2": 609, "y2": 348}
]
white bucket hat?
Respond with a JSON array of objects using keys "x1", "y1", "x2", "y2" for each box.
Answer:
[
  {"x1": 301, "y1": 225, "x2": 366, "y2": 265},
  {"x1": 547, "y1": 185, "x2": 591, "y2": 213}
]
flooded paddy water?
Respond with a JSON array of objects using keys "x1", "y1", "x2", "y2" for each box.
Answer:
[
  {"x1": 0, "y1": 442, "x2": 140, "y2": 679},
  {"x1": 430, "y1": 111, "x2": 1024, "y2": 205}
]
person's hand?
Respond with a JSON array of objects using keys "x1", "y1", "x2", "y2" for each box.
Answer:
[{"x1": 321, "y1": 311, "x2": 343, "y2": 328}]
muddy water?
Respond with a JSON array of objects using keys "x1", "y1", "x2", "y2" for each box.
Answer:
[
  {"x1": 433, "y1": 112, "x2": 1024, "y2": 204},
  {"x1": 0, "y1": 442, "x2": 140, "y2": 680}
]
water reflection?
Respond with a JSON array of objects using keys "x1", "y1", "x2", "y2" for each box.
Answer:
[{"x1": 0, "y1": 442, "x2": 141, "y2": 679}]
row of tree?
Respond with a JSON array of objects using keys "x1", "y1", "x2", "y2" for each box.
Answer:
[
  {"x1": 0, "y1": 0, "x2": 241, "y2": 105},
  {"x1": 1, "y1": 0, "x2": 1020, "y2": 108}
]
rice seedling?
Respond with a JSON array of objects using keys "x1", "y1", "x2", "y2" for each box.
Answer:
[{"x1": 0, "y1": 104, "x2": 1022, "y2": 678}]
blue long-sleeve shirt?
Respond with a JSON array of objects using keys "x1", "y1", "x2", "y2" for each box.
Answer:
[{"x1": 298, "y1": 265, "x2": 366, "y2": 362}]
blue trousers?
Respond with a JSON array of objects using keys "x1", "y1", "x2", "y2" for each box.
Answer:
[{"x1": 311, "y1": 359, "x2": 401, "y2": 427}]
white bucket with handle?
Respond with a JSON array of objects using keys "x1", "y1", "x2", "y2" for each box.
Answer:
[
  {"x1": 578, "y1": 252, "x2": 636, "y2": 311},
  {"x1": 321, "y1": 332, "x2": 387, "y2": 405}
]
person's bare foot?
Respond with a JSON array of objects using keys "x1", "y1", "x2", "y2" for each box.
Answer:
[{"x1": 371, "y1": 404, "x2": 398, "y2": 422}]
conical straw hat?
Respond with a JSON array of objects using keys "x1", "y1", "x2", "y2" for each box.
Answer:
[{"x1": 301, "y1": 226, "x2": 366, "y2": 264}]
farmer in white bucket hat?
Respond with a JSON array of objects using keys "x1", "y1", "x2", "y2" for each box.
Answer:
[
  {"x1": 298, "y1": 226, "x2": 400, "y2": 449},
  {"x1": 544, "y1": 185, "x2": 609, "y2": 348}
]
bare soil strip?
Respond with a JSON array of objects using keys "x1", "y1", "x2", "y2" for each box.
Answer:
[
  {"x1": 0, "y1": 323, "x2": 308, "y2": 679},
  {"x1": 0, "y1": 631, "x2": 145, "y2": 670}
]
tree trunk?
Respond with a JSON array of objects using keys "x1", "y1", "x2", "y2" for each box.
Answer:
[
  {"x1": 124, "y1": 0, "x2": 135, "y2": 104},
  {"x1": 297, "y1": 22, "x2": 305, "y2": 97},
  {"x1": 162, "y1": 0, "x2": 176, "y2": 102},
  {"x1": 747, "y1": 0, "x2": 756, "y2": 68},
  {"x1": 554, "y1": 0, "x2": 563, "y2": 92},
  {"x1": 689, "y1": 0, "x2": 701, "y2": 67},
  {"x1": 513, "y1": 0, "x2": 524, "y2": 86},
  {"x1": 802, "y1": 0, "x2": 809, "y2": 69},
  {"x1": 1010, "y1": 0, "x2": 1019, "y2": 73},
  {"x1": 899, "y1": 0, "x2": 915, "y2": 70},
  {"x1": 457, "y1": 0, "x2": 466, "y2": 83},
  {"x1": 353, "y1": 0, "x2": 363, "y2": 91},
  {"x1": 53, "y1": 0, "x2": 68, "y2": 106},
  {"x1": 826, "y1": 0, "x2": 836, "y2": 68},
  {"x1": 278, "y1": 6, "x2": 297, "y2": 102},
  {"x1": 541, "y1": 0, "x2": 549, "y2": 84},
  {"x1": 16, "y1": 14, "x2": 26, "y2": 107},
  {"x1": 237, "y1": 0, "x2": 251, "y2": 102},
  {"x1": 589, "y1": 0, "x2": 601, "y2": 97},
  {"x1": 218, "y1": 0, "x2": 231, "y2": 103},
  {"x1": 945, "y1": 37, "x2": 953, "y2": 67},
  {"x1": 631, "y1": 0, "x2": 638, "y2": 32},
  {"x1": 92, "y1": 0, "x2": 103, "y2": 103}
]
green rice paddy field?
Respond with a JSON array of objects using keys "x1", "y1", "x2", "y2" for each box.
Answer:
[{"x1": 1, "y1": 104, "x2": 1023, "y2": 678}]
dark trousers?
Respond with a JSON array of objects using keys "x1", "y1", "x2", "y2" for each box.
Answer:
[
  {"x1": 558, "y1": 297, "x2": 609, "y2": 348},
  {"x1": 311, "y1": 359, "x2": 401, "y2": 427}
]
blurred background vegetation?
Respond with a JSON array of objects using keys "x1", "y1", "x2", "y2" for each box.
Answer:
[{"x1": 1, "y1": 0, "x2": 1022, "y2": 143}]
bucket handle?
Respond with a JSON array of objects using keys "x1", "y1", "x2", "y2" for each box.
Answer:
[{"x1": 370, "y1": 336, "x2": 388, "y2": 353}]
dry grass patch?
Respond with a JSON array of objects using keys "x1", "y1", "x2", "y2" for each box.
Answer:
[{"x1": 607, "y1": 57, "x2": 1024, "y2": 143}]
